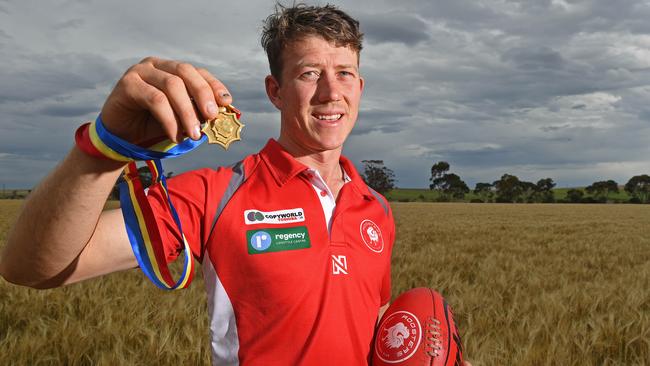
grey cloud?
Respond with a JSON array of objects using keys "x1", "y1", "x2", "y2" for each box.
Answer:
[
  {"x1": 224, "y1": 79, "x2": 274, "y2": 114},
  {"x1": 638, "y1": 110, "x2": 650, "y2": 121},
  {"x1": 415, "y1": 0, "x2": 501, "y2": 27},
  {"x1": 540, "y1": 124, "x2": 570, "y2": 132},
  {"x1": 502, "y1": 46, "x2": 566, "y2": 71},
  {"x1": 53, "y1": 19, "x2": 84, "y2": 30},
  {"x1": 441, "y1": 125, "x2": 648, "y2": 170},
  {"x1": 360, "y1": 13, "x2": 430, "y2": 45},
  {"x1": 39, "y1": 103, "x2": 98, "y2": 118},
  {"x1": 0, "y1": 155, "x2": 56, "y2": 188},
  {"x1": 1, "y1": 0, "x2": 649, "y2": 189},
  {"x1": 0, "y1": 53, "x2": 119, "y2": 103}
]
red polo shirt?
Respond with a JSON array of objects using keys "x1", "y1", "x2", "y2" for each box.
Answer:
[{"x1": 147, "y1": 139, "x2": 394, "y2": 365}]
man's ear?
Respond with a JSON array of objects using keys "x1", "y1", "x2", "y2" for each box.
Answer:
[{"x1": 265, "y1": 75, "x2": 282, "y2": 110}]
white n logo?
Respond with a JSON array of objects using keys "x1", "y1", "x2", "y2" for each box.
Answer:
[{"x1": 332, "y1": 255, "x2": 348, "y2": 275}]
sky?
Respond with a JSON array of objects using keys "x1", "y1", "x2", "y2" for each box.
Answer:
[{"x1": 1, "y1": 0, "x2": 649, "y2": 189}]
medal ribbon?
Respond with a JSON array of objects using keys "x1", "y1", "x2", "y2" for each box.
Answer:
[
  {"x1": 119, "y1": 160, "x2": 195, "y2": 289},
  {"x1": 90, "y1": 114, "x2": 207, "y2": 161},
  {"x1": 77, "y1": 111, "x2": 238, "y2": 290}
]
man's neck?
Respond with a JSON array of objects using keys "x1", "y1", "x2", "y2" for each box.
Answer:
[{"x1": 277, "y1": 138, "x2": 347, "y2": 198}]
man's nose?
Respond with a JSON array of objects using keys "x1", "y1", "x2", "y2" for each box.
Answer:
[{"x1": 316, "y1": 73, "x2": 342, "y2": 103}]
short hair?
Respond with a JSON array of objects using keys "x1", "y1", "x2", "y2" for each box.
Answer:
[{"x1": 261, "y1": 3, "x2": 364, "y2": 82}]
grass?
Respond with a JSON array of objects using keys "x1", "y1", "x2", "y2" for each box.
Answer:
[
  {"x1": 1, "y1": 200, "x2": 649, "y2": 365},
  {"x1": 390, "y1": 203, "x2": 649, "y2": 365}
]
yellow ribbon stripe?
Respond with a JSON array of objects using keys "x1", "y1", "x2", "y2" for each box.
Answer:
[{"x1": 88, "y1": 122, "x2": 133, "y2": 162}]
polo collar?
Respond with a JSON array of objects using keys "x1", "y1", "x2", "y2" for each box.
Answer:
[
  {"x1": 259, "y1": 139, "x2": 375, "y2": 200},
  {"x1": 259, "y1": 139, "x2": 308, "y2": 186}
]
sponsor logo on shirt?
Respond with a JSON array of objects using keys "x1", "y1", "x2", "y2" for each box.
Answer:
[
  {"x1": 375, "y1": 311, "x2": 422, "y2": 363},
  {"x1": 360, "y1": 219, "x2": 384, "y2": 253},
  {"x1": 247, "y1": 226, "x2": 311, "y2": 254},
  {"x1": 244, "y1": 208, "x2": 305, "y2": 225},
  {"x1": 331, "y1": 255, "x2": 348, "y2": 275}
]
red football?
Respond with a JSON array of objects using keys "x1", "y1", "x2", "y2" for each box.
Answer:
[{"x1": 372, "y1": 288, "x2": 464, "y2": 366}]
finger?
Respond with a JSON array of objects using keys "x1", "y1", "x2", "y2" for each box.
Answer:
[
  {"x1": 196, "y1": 67, "x2": 233, "y2": 106},
  {"x1": 153, "y1": 60, "x2": 221, "y2": 120},
  {"x1": 123, "y1": 72, "x2": 182, "y2": 142},
  {"x1": 138, "y1": 65, "x2": 201, "y2": 141}
]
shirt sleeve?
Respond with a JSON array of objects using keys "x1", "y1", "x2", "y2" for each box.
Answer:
[{"x1": 145, "y1": 167, "x2": 232, "y2": 263}]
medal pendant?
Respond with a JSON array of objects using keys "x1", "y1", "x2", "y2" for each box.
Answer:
[{"x1": 201, "y1": 105, "x2": 244, "y2": 150}]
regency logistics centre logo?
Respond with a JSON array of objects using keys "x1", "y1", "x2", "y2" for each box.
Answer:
[
  {"x1": 247, "y1": 226, "x2": 311, "y2": 254},
  {"x1": 244, "y1": 208, "x2": 305, "y2": 225}
]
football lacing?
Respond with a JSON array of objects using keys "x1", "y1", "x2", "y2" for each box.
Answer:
[{"x1": 425, "y1": 316, "x2": 443, "y2": 357}]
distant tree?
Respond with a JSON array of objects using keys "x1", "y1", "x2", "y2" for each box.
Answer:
[
  {"x1": 535, "y1": 178, "x2": 556, "y2": 203},
  {"x1": 474, "y1": 182, "x2": 494, "y2": 203},
  {"x1": 493, "y1": 174, "x2": 523, "y2": 203},
  {"x1": 437, "y1": 173, "x2": 470, "y2": 200},
  {"x1": 428, "y1": 162, "x2": 469, "y2": 200},
  {"x1": 624, "y1": 175, "x2": 650, "y2": 203},
  {"x1": 429, "y1": 161, "x2": 450, "y2": 190},
  {"x1": 361, "y1": 160, "x2": 396, "y2": 195},
  {"x1": 566, "y1": 188, "x2": 584, "y2": 203},
  {"x1": 519, "y1": 181, "x2": 537, "y2": 203},
  {"x1": 586, "y1": 180, "x2": 618, "y2": 202}
]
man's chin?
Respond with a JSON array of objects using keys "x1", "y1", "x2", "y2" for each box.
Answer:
[{"x1": 311, "y1": 138, "x2": 346, "y2": 153}]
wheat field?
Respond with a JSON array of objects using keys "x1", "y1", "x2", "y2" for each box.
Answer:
[{"x1": 1, "y1": 200, "x2": 648, "y2": 365}]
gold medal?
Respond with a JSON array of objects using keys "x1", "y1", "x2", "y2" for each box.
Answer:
[{"x1": 201, "y1": 105, "x2": 244, "y2": 150}]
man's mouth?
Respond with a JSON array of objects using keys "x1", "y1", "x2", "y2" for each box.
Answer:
[{"x1": 314, "y1": 114, "x2": 343, "y2": 121}]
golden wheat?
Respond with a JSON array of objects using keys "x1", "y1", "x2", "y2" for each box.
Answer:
[{"x1": 1, "y1": 200, "x2": 648, "y2": 365}]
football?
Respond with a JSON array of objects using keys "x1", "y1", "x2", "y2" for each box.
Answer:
[{"x1": 372, "y1": 288, "x2": 464, "y2": 366}]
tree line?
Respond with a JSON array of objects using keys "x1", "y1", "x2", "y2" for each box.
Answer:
[{"x1": 361, "y1": 160, "x2": 650, "y2": 204}]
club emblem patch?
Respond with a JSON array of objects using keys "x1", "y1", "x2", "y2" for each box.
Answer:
[
  {"x1": 375, "y1": 311, "x2": 422, "y2": 363},
  {"x1": 360, "y1": 219, "x2": 384, "y2": 253}
]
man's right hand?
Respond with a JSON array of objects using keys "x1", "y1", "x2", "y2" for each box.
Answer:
[
  {"x1": 100, "y1": 57, "x2": 233, "y2": 145},
  {"x1": 0, "y1": 57, "x2": 234, "y2": 288}
]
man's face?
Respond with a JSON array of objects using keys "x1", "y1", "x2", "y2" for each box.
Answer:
[{"x1": 266, "y1": 36, "x2": 364, "y2": 153}]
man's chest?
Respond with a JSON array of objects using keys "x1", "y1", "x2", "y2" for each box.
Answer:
[{"x1": 204, "y1": 178, "x2": 391, "y2": 305}]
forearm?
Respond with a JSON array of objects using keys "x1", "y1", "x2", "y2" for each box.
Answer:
[{"x1": 0, "y1": 146, "x2": 125, "y2": 286}]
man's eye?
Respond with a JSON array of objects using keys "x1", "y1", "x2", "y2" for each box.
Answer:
[{"x1": 301, "y1": 71, "x2": 319, "y2": 79}]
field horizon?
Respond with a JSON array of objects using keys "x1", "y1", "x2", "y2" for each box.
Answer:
[{"x1": 0, "y1": 186, "x2": 638, "y2": 203}]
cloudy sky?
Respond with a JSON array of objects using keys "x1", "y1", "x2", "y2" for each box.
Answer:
[{"x1": 1, "y1": 0, "x2": 649, "y2": 189}]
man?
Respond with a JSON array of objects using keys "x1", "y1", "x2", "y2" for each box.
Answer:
[{"x1": 0, "y1": 4, "x2": 470, "y2": 366}]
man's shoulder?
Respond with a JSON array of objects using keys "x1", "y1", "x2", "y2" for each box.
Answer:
[{"x1": 367, "y1": 187, "x2": 391, "y2": 214}]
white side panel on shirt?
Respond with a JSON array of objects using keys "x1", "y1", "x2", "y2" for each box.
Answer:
[{"x1": 203, "y1": 251, "x2": 240, "y2": 366}]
